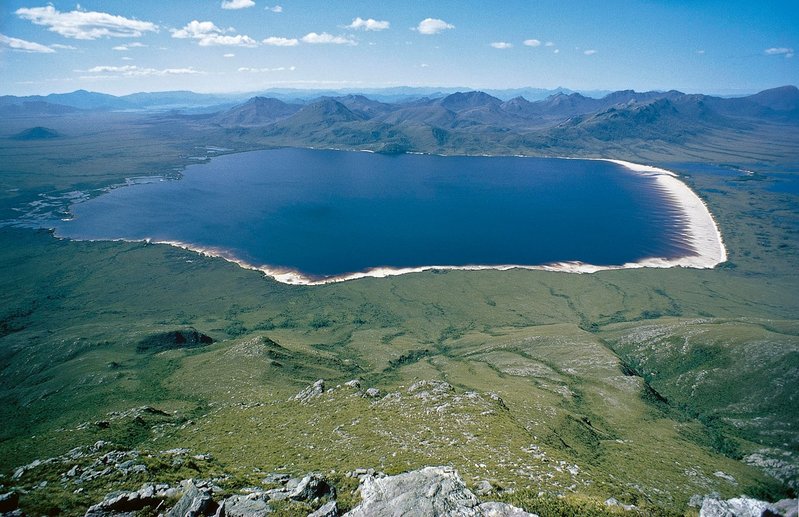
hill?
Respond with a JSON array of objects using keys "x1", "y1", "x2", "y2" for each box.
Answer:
[
  {"x1": 10, "y1": 126, "x2": 62, "y2": 140},
  {"x1": 213, "y1": 96, "x2": 301, "y2": 126}
]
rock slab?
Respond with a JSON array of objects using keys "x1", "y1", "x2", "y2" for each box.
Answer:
[
  {"x1": 344, "y1": 466, "x2": 536, "y2": 517},
  {"x1": 699, "y1": 495, "x2": 798, "y2": 517}
]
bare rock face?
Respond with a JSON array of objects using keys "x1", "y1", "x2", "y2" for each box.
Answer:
[
  {"x1": 699, "y1": 495, "x2": 798, "y2": 517},
  {"x1": 344, "y1": 466, "x2": 536, "y2": 517}
]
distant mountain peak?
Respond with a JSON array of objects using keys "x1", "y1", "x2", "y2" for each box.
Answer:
[
  {"x1": 11, "y1": 126, "x2": 62, "y2": 140},
  {"x1": 439, "y1": 91, "x2": 503, "y2": 111},
  {"x1": 214, "y1": 96, "x2": 300, "y2": 126},
  {"x1": 747, "y1": 85, "x2": 799, "y2": 111}
]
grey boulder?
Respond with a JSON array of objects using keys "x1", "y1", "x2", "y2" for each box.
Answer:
[
  {"x1": 167, "y1": 480, "x2": 217, "y2": 517},
  {"x1": 308, "y1": 500, "x2": 338, "y2": 517},
  {"x1": 217, "y1": 494, "x2": 272, "y2": 516},
  {"x1": 344, "y1": 466, "x2": 535, "y2": 517},
  {"x1": 290, "y1": 473, "x2": 335, "y2": 501}
]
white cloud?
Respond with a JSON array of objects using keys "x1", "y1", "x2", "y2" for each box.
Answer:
[
  {"x1": 420, "y1": 63, "x2": 429, "y2": 67},
  {"x1": 238, "y1": 65, "x2": 295, "y2": 72},
  {"x1": 0, "y1": 33, "x2": 55, "y2": 53},
  {"x1": 765, "y1": 47, "x2": 794, "y2": 58},
  {"x1": 221, "y1": 0, "x2": 255, "y2": 9},
  {"x1": 16, "y1": 5, "x2": 157, "y2": 40},
  {"x1": 224, "y1": 53, "x2": 235, "y2": 57},
  {"x1": 523, "y1": 39, "x2": 541, "y2": 47},
  {"x1": 415, "y1": 18, "x2": 454, "y2": 35},
  {"x1": 584, "y1": 49, "x2": 597, "y2": 55},
  {"x1": 347, "y1": 17, "x2": 390, "y2": 31},
  {"x1": 490, "y1": 41, "x2": 512, "y2": 49},
  {"x1": 553, "y1": 49, "x2": 559, "y2": 54},
  {"x1": 203, "y1": 34, "x2": 258, "y2": 46},
  {"x1": 171, "y1": 20, "x2": 224, "y2": 39},
  {"x1": 121, "y1": 56, "x2": 133, "y2": 60},
  {"x1": 171, "y1": 20, "x2": 257, "y2": 47},
  {"x1": 83, "y1": 65, "x2": 203, "y2": 76},
  {"x1": 112, "y1": 41, "x2": 146, "y2": 51},
  {"x1": 545, "y1": 41, "x2": 554, "y2": 47},
  {"x1": 696, "y1": 49, "x2": 705, "y2": 54},
  {"x1": 262, "y1": 36, "x2": 299, "y2": 46},
  {"x1": 50, "y1": 43, "x2": 77, "y2": 50},
  {"x1": 268, "y1": 5, "x2": 283, "y2": 13},
  {"x1": 301, "y1": 32, "x2": 356, "y2": 45}
]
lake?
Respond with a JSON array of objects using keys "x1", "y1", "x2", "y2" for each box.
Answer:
[{"x1": 53, "y1": 148, "x2": 697, "y2": 282}]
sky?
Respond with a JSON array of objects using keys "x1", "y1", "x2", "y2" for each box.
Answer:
[{"x1": 0, "y1": 0, "x2": 797, "y2": 96}]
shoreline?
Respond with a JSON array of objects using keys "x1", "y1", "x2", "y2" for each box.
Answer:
[
  {"x1": 50, "y1": 153, "x2": 728, "y2": 286},
  {"x1": 603, "y1": 159, "x2": 727, "y2": 268},
  {"x1": 148, "y1": 157, "x2": 728, "y2": 285}
]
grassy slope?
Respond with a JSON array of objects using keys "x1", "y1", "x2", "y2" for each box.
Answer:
[{"x1": 0, "y1": 112, "x2": 797, "y2": 515}]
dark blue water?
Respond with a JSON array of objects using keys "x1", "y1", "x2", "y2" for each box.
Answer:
[{"x1": 53, "y1": 149, "x2": 694, "y2": 280}]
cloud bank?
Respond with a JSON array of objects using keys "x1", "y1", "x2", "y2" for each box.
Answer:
[
  {"x1": 16, "y1": 5, "x2": 157, "y2": 40},
  {"x1": 82, "y1": 65, "x2": 202, "y2": 77}
]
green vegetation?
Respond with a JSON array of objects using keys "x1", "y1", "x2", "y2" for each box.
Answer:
[{"x1": 0, "y1": 107, "x2": 797, "y2": 515}]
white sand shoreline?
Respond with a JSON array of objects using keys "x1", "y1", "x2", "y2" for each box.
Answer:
[{"x1": 53, "y1": 155, "x2": 728, "y2": 286}]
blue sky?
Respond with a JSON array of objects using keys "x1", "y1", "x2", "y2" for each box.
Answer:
[{"x1": 1, "y1": 0, "x2": 797, "y2": 96}]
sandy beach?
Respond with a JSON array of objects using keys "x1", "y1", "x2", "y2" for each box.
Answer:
[{"x1": 144, "y1": 159, "x2": 727, "y2": 285}]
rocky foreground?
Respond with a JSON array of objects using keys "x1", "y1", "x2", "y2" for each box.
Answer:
[
  {"x1": 3, "y1": 462, "x2": 797, "y2": 517},
  {"x1": 3, "y1": 465, "x2": 534, "y2": 517},
  {"x1": 2, "y1": 378, "x2": 797, "y2": 516}
]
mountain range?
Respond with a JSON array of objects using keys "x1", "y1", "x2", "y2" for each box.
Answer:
[
  {"x1": 3, "y1": 85, "x2": 798, "y2": 162},
  {"x1": 198, "y1": 85, "x2": 799, "y2": 159}
]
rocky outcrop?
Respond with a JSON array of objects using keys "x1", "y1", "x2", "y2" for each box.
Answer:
[
  {"x1": 698, "y1": 495, "x2": 798, "y2": 517},
  {"x1": 217, "y1": 494, "x2": 272, "y2": 516},
  {"x1": 166, "y1": 480, "x2": 218, "y2": 517},
  {"x1": 344, "y1": 466, "x2": 536, "y2": 517},
  {"x1": 292, "y1": 380, "x2": 325, "y2": 403},
  {"x1": 84, "y1": 484, "x2": 162, "y2": 516},
  {"x1": 476, "y1": 502, "x2": 536, "y2": 517}
]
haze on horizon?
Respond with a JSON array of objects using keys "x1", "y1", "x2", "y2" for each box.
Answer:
[{"x1": 0, "y1": 0, "x2": 797, "y2": 97}]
